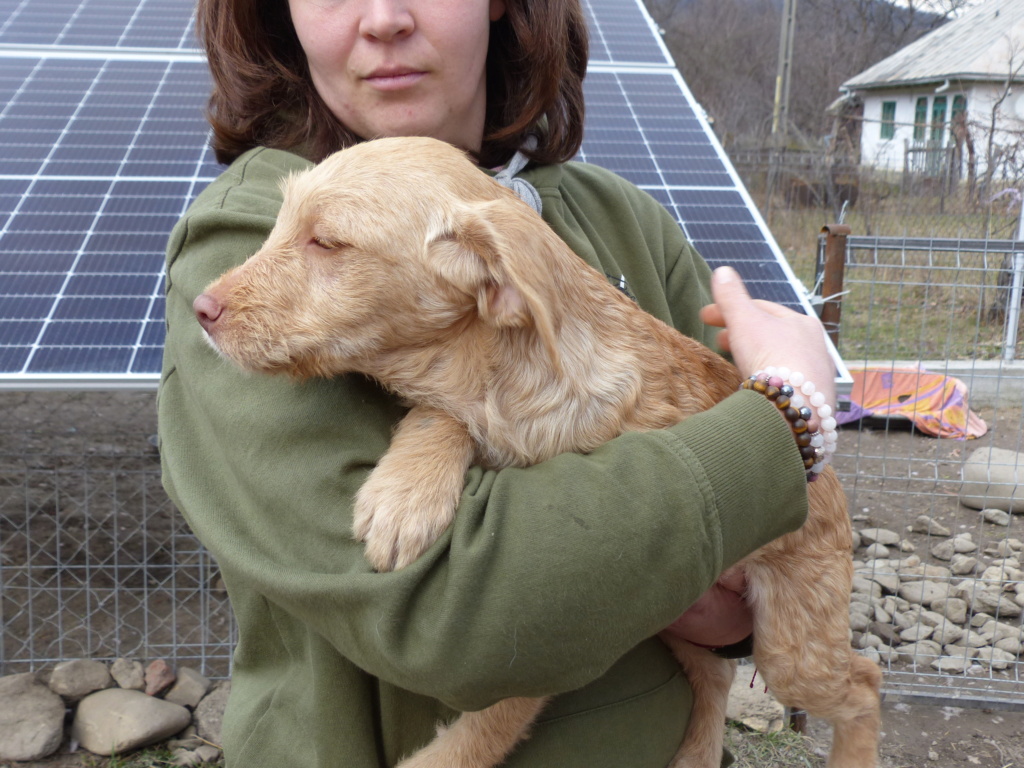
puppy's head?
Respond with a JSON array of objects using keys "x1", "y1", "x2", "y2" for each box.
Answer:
[{"x1": 195, "y1": 137, "x2": 564, "y2": 382}]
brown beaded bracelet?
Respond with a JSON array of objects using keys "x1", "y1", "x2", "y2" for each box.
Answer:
[{"x1": 740, "y1": 374, "x2": 826, "y2": 482}]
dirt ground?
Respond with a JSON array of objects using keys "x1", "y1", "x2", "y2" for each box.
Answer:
[{"x1": 2, "y1": 391, "x2": 1023, "y2": 767}]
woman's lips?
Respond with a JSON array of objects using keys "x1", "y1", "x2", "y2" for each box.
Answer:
[{"x1": 364, "y1": 69, "x2": 426, "y2": 90}]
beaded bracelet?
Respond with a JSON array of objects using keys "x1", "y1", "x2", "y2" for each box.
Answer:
[{"x1": 739, "y1": 368, "x2": 838, "y2": 482}]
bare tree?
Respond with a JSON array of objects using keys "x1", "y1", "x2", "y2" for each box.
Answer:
[{"x1": 646, "y1": 0, "x2": 972, "y2": 146}]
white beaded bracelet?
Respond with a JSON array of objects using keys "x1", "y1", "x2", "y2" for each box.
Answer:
[{"x1": 740, "y1": 368, "x2": 838, "y2": 481}]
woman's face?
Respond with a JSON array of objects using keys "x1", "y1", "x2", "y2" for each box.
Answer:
[{"x1": 289, "y1": 0, "x2": 506, "y2": 154}]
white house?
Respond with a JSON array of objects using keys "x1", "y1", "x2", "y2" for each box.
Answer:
[{"x1": 839, "y1": 0, "x2": 1024, "y2": 178}]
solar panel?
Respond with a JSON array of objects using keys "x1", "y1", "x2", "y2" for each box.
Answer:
[{"x1": 0, "y1": 0, "x2": 842, "y2": 389}]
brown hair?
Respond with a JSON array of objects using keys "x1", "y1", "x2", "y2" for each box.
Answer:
[{"x1": 196, "y1": 0, "x2": 589, "y2": 167}]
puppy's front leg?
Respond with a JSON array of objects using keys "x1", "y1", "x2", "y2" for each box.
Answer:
[{"x1": 354, "y1": 405, "x2": 474, "y2": 572}]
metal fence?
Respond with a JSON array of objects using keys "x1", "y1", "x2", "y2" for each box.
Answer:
[
  {"x1": 823, "y1": 231, "x2": 1024, "y2": 708},
  {"x1": 2, "y1": 234, "x2": 1023, "y2": 709},
  {"x1": 0, "y1": 391, "x2": 235, "y2": 678}
]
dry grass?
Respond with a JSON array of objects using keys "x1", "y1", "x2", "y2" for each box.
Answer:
[
  {"x1": 725, "y1": 721, "x2": 826, "y2": 767},
  {"x1": 765, "y1": 196, "x2": 1023, "y2": 362}
]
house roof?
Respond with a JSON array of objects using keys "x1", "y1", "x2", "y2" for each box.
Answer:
[{"x1": 842, "y1": 0, "x2": 1024, "y2": 92}]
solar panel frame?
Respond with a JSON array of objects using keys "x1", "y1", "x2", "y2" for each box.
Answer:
[{"x1": 0, "y1": 0, "x2": 848, "y2": 390}]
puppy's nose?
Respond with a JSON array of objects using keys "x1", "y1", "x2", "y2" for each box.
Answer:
[{"x1": 194, "y1": 293, "x2": 223, "y2": 334}]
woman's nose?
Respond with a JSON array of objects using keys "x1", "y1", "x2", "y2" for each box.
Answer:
[{"x1": 359, "y1": 0, "x2": 414, "y2": 42}]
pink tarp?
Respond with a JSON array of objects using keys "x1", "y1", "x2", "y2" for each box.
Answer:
[{"x1": 837, "y1": 366, "x2": 988, "y2": 440}]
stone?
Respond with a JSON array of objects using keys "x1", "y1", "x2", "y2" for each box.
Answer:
[
  {"x1": 897, "y1": 640, "x2": 942, "y2": 662},
  {"x1": 943, "y1": 644, "x2": 979, "y2": 659},
  {"x1": 852, "y1": 575, "x2": 882, "y2": 598},
  {"x1": 931, "y1": 623, "x2": 965, "y2": 645},
  {"x1": 193, "y1": 681, "x2": 230, "y2": 747},
  {"x1": 910, "y1": 515, "x2": 951, "y2": 536},
  {"x1": 960, "y1": 447, "x2": 1024, "y2": 512},
  {"x1": 110, "y1": 658, "x2": 145, "y2": 691},
  {"x1": 849, "y1": 609, "x2": 871, "y2": 632},
  {"x1": 982, "y1": 508, "x2": 1012, "y2": 526},
  {"x1": 913, "y1": 609, "x2": 948, "y2": 628},
  {"x1": 952, "y1": 629, "x2": 989, "y2": 648},
  {"x1": 864, "y1": 543, "x2": 889, "y2": 559},
  {"x1": 196, "y1": 745, "x2": 222, "y2": 763},
  {"x1": 164, "y1": 667, "x2": 211, "y2": 710},
  {"x1": 976, "y1": 647, "x2": 1017, "y2": 670},
  {"x1": 48, "y1": 659, "x2": 113, "y2": 701},
  {"x1": 172, "y1": 747, "x2": 200, "y2": 766},
  {"x1": 981, "y1": 564, "x2": 1022, "y2": 584},
  {"x1": 0, "y1": 673, "x2": 66, "y2": 762},
  {"x1": 952, "y1": 533, "x2": 978, "y2": 553},
  {"x1": 891, "y1": 610, "x2": 916, "y2": 631},
  {"x1": 145, "y1": 659, "x2": 177, "y2": 697},
  {"x1": 898, "y1": 580, "x2": 949, "y2": 606},
  {"x1": 995, "y1": 538, "x2": 1023, "y2": 556},
  {"x1": 995, "y1": 636, "x2": 1023, "y2": 655},
  {"x1": 72, "y1": 688, "x2": 191, "y2": 756},
  {"x1": 899, "y1": 623, "x2": 934, "y2": 642},
  {"x1": 868, "y1": 621, "x2": 902, "y2": 647},
  {"x1": 726, "y1": 665, "x2": 784, "y2": 733},
  {"x1": 949, "y1": 554, "x2": 978, "y2": 575},
  {"x1": 981, "y1": 620, "x2": 1024, "y2": 643},
  {"x1": 859, "y1": 527, "x2": 902, "y2": 546},
  {"x1": 931, "y1": 655, "x2": 973, "y2": 674},
  {"x1": 857, "y1": 632, "x2": 882, "y2": 650},
  {"x1": 972, "y1": 590, "x2": 1022, "y2": 618},
  {"x1": 931, "y1": 540, "x2": 955, "y2": 561},
  {"x1": 932, "y1": 597, "x2": 969, "y2": 624},
  {"x1": 858, "y1": 565, "x2": 900, "y2": 593}
]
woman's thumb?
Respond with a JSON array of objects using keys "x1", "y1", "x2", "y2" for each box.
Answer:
[{"x1": 710, "y1": 266, "x2": 752, "y2": 322}]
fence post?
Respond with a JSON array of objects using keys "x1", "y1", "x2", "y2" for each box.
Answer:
[
  {"x1": 819, "y1": 224, "x2": 851, "y2": 346},
  {"x1": 1002, "y1": 198, "x2": 1024, "y2": 363}
]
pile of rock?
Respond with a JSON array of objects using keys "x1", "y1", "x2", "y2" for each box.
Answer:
[
  {"x1": 0, "y1": 658, "x2": 228, "y2": 766},
  {"x1": 851, "y1": 519, "x2": 1024, "y2": 675}
]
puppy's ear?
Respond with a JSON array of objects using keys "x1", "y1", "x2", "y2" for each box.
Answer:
[{"x1": 427, "y1": 200, "x2": 561, "y2": 370}]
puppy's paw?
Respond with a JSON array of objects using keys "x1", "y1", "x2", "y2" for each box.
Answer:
[{"x1": 353, "y1": 468, "x2": 459, "y2": 572}]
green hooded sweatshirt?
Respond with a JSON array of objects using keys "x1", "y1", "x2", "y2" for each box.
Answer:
[{"x1": 158, "y1": 146, "x2": 808, "y2": 768}]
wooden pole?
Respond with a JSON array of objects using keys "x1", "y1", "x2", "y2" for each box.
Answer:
[{"x1": 819, "y1": 224, "x2": 851, "y2": 346}]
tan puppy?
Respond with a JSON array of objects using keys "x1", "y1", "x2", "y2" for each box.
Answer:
[{"x1": 194, "y1": 137, "x2": 882, "y2": 768}]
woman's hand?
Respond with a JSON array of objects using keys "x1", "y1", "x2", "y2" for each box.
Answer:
[
  {"x1": 661, "y1": 565, "x2": 751, "y2": 648},
  {"x1": 699, "y1": 266, "x2": 836, "y2": 410}
]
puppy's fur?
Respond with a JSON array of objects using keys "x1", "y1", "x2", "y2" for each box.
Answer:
[{"x1": 195, "y1": 137, "x2": 882, "y2": 768}]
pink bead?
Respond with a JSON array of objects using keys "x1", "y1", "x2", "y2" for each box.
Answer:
[{"x1": 768, "y1": 376, "x2": 784, "y2": 388}]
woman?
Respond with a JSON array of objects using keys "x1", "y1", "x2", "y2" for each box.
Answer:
[{"x1": 158, "y1": 0, "x2": 836, "y2": 766}]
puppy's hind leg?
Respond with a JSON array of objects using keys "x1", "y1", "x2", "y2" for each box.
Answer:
[
  {"x1": 396, "y1": 697, "x2": 549, "y2": 768},
  {"x1": 660, "y1": 635, "x2": 736, "y2": 768},
  {"x1": 823, "y1": 653, "x2": 882, "y2": 768}
]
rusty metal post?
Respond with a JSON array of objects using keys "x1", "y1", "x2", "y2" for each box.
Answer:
[
  {"x1": 819, "y1": 224, "x2": 851, "y2": 346},
  {"x1": 786, "y1": 707, "x2": 807, "y2": 734}
]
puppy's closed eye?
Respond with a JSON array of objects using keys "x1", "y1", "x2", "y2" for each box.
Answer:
[{"x1": 309, "y1": 235, "x2": 348, "y2": 251}]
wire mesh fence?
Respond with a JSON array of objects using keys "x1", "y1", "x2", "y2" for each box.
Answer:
[
  {"x1": 823, "y1": 232, "x2": 1024, "y2": 708},
  {"x1": 1, "y1": 227, "x2": 1023, "y2": 707},
  {"x1": 0, "y1": 391, "x2": 234, "y2": 679}
]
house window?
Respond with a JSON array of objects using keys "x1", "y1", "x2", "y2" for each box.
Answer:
[
  {"x1": 951, "y1": 95, "x2": 967, "y2": 133},
  {"x1": 880, "y1": 101, "x2": 897, "y2": 139},
  {"x1": 913, "y1": 97, "x2": 928, "y2": 141},
  {"x1": 931, "y1": 95, "x2": 947, "y2": 143}
]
